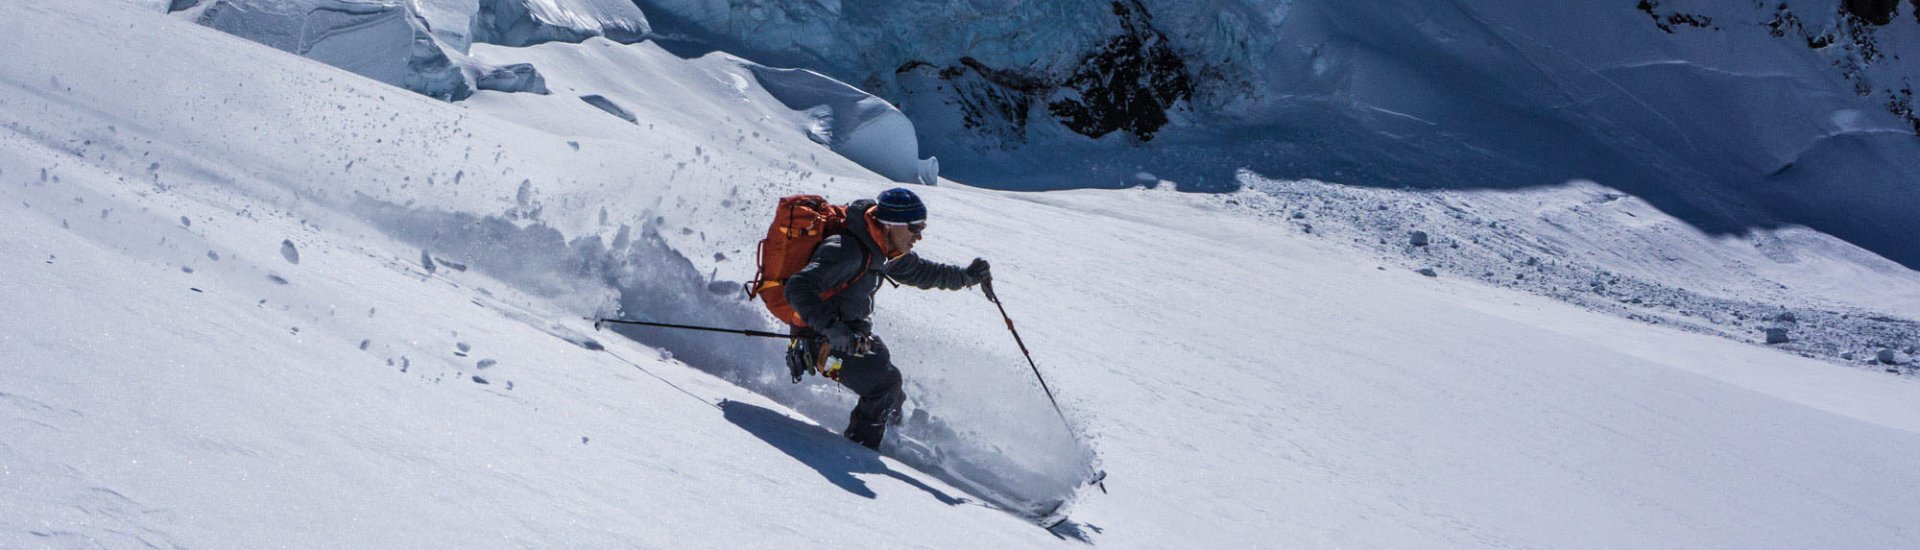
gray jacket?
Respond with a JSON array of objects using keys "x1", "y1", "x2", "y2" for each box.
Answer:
[{"x1": 784, "y1": 199, "x2": 974, "y2": 332}]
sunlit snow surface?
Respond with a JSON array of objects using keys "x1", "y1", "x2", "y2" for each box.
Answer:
[{"x1": 6, "y1": 1, "x2": 1920, "y2": 548}]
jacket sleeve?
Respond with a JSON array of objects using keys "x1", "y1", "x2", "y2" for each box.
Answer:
[
  {"x1": 784, "y1": 235, "x2": 863, "y2": 329},
  {"x1": 884, "y1": 253, "x2": 973, "y2": 290}
]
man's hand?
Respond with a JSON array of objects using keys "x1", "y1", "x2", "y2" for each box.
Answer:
[
  {"x1": 821, "y1": 321, "x2": 873, "y2": 356},
  {"x1": 966, "y1": 258, "x2": 992, "y2": 286},
  {"x1": 822, "y1": 321, "x2": 856, "y2": 351}
]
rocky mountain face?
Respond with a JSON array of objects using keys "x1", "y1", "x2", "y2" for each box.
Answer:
[{"x1": 640, "y1": 0, "x2": 1920, "y2": 269}]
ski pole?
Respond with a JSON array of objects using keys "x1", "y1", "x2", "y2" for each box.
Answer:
[{"x1": 593, "y1": 317, "x2": 800, "y2": 340}]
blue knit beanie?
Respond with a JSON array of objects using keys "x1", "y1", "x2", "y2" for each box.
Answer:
[{"x1": 873, "y1": 187, "x2": 927, "y2": 224}]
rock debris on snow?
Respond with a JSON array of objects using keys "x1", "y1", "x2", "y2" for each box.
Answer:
[
  {"x1": 280, "y1": 239, "x2": 299, "y2": 264},
  {"x1": 1765, "y1": 328, "x2": 1791, "y2": 345},
  {"x1": 1225, "y1": 178, "x2": 1920, "y2": 369},
  {"x1": 579, "y1": 95, "x2": 637, "y2": 123}
]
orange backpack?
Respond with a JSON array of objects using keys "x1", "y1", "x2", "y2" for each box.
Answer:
[{"x1": 745, "y1": 195, "x2": 868, "y2": 328}]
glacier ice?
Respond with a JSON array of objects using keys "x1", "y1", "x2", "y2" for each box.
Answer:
[
  {"x1": 748, "y1": 64, "x2": 937, "y2": 184},
  {"x1": 184, "y1": 0, "x2": 648, "y2": 100},
  {"x1": 198, "y1": 0, "x2": 474, "y2": 100},
  {"x1": 471, "y1": 0, "x2": 652, "y2": 47}
]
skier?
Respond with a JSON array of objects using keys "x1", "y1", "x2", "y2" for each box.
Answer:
[{"x1": 784, "y1": 187, "x2": 991, "y2": 450}]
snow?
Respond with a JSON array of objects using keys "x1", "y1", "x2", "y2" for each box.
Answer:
[
  {"x1": 1222, "y1": 176, "x2": 1920, "y2": 364},
  {"x1": 8, "y1": 0, "x2": 1920, "y2": 548},
  {"x1": 746, "y1": 65, "x2": 938, "y2": 184}
]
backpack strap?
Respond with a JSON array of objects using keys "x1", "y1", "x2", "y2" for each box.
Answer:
[{"x1": 821, "y1": 229, "x2": 873, "y2": 299}]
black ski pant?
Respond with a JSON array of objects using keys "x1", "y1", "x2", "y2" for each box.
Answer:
[{"x1": 834, "y1": 338, "x2": 904, "y2": 450}]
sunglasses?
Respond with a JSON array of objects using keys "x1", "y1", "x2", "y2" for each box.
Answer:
[{"x1": 884, "y1": 221, "x2": 926, "y2": 235}]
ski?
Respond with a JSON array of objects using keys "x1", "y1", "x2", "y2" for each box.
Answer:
[{"x1": 1033, "y1": 469, "x2": 1108, "y2": 529}]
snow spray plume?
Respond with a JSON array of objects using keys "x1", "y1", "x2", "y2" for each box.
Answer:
[
  {"x1": 982, "y1": 278, "x2": 1106, "y2": 494},
  {"x1": 982, "y1": 279, "x2": 1068, "y2": 425}
]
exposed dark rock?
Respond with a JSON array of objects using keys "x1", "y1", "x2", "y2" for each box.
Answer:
[
  {"x1": 1045, "y1": 0, "x2": 1193, "y2": 141},
  {"x1": 1762, "y1": 2, "x2": 1920, "y2": 134},
  {"x1": 932, "y1": 62, "x2": 1035, "y2": 146},
  {"x1": 907, "y1": 0, "x2": 1192, "y2": 144},
  {"x1": 1764, "y1": 327, "x2": 1791, "y2": 345},
  {"x1": 1636, "y1": 0, "x2": 1715, "y2": 33},
  {"x1": 1845, "y1": 0, "x2": 1899, "y2": 25}
]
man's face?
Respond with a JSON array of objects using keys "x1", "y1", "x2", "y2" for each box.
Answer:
[{"x1": 883, "y1": 222, "x2": 923, "y2": 256}]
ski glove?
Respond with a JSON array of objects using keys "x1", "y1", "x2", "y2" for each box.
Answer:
[
  {"x1": 966, "y1": 258, "x2": 992, "y2": 286},
  {"x1": 821, "y1": 321, "x2": 872, "y2": 356}
]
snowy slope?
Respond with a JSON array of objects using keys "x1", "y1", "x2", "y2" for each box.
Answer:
[
  {"x1": 8, "y1": 1, "x2": 1920, "y2": 548},
  {"x1": 1226, "y1": 176, "x2": 1920, "y2": 366}
]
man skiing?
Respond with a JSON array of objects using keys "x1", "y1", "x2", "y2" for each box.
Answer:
[{"x1": 784, "y1": 187, "x2": 991, "y2": 450}]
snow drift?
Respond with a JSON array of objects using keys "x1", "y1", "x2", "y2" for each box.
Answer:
[{"x1": 748, "y1": 65, "x2": 939, "y2": 184}]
